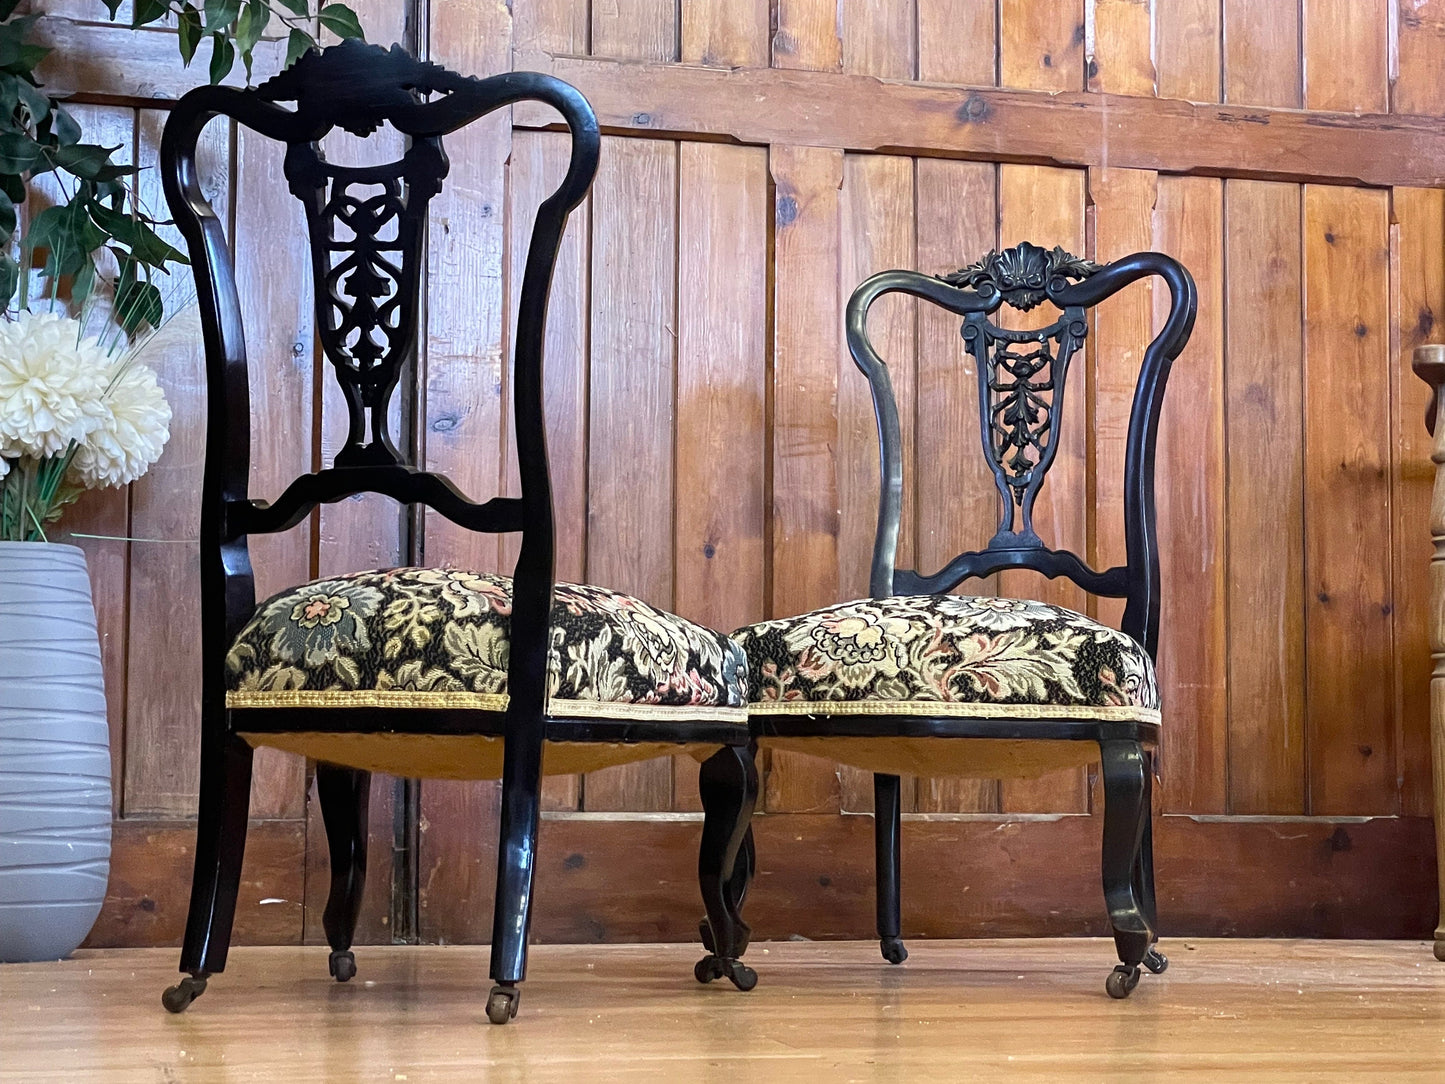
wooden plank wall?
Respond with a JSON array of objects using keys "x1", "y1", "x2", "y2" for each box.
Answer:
[{"x1": 40, "y1": 0, "x2": 1445, "y2": 946}]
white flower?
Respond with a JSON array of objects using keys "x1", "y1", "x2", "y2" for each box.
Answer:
[
  {"x1": 0, "y1": 310, "x2": 110, "y2": 458},
  {"x1": 0, "y1": 456, "x2": 8, "y2": 480},
  {"x1": 72, "y1": 358, "x2": 171, "y2": 489}
]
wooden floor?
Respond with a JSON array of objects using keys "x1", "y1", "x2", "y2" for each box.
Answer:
[{"x1": 2, "y1": 939, "x2": 1443, "y2": 1081}]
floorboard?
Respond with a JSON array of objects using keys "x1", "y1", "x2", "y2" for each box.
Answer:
[{"x1": 2, "y1": 940, "x2": 1443, "y2": 1081}]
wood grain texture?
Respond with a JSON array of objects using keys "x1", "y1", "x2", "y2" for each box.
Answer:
[
  {"x1": 841, "y1": 0, "x2": 915, "y2": 79},
  {"x1": 1156, "y1": 0, "x2": 1221, "y2": 102},
  {"x1": 912, "y1": 158, "x2": 1003, "y2": 815},
  {"x1": 121, "y1": 109, "x2": 229, "y2": 818},
  {"x1": 1151, "y1": 175, "x2": 1228, "y2": 815},
  {"x1": 1303, "y1": 184, "x2": 1395, "y2": 815},
  {"x1": 1303, "y1": 0, "x2": 1389, "y2": 113},
  {"x1": 995, "y1": 164, "x2": 1089, "y2": 814},
  {"x1": 582, "y1": 137, "x2": 679, "y2": 812},
  {"x1": 674, "y1": 141, "x2": 768, "y2": 811},
  {"x1": 1000, "y1": 0, "x2": 1085, "y2": 92},
  {"x1": 917, "y1": 0, "x2": 997, "y2": 85},
  {"x1": 1392, "y1": 187, "x2": 1445, "y2": 820},
  {"x1": 772, "y1": 0, "x2": 844, "y2": 71},
  {"x1": 1086, "y1": 0, "x2": 1155, "y2": 95},
  {"x1": 767, "y1": 144, "x2": 845, "y2": 815},
  {"x1": 591, "y1": 0, "x2": 676, "y2": 62},
  {"x1": 1224, "y1": 180, "x2": 1306, "y2": 815},
  {"x1": 515, "y1": 0, "x2": 589, "y2": 55},
  {"x1": 681, "y1": 0, "x2": 770, "y2": 67},
  {"x1": 1223, "y1": 0, "x2": 1302, "y2": 107},
  {"x1": 1087, "y1": 166, "x2": 1156, "y2": 634},
  {"x1": 1396, "y1": 1, "x2": 1445, "y2": 114}
]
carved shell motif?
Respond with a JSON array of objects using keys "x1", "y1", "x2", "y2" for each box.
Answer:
[{"x1": 943, "y1": 242, "x2": 1100, "y2": 311}]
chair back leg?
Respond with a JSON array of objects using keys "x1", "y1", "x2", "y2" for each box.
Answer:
[
  {"x1": 317, "y1": 763, "x2": 371, "y2": 982},
  {"x1": 873, "y1": 772, "x2": 908, "y2": 964}
]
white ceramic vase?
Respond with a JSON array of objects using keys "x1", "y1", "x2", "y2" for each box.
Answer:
[{"x1": 0, "y1": 540, "x2": 112, "y2": 962}]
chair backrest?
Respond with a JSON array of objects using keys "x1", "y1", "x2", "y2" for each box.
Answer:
[
  {"x1": 161, "y1": 40, "x2": 599, "y2": 717},
  {"x1": 846, "y1": 244, "x2": 1197, "y2": 658}
]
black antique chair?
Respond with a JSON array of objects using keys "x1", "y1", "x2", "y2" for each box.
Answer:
[
  {"x1": 159, "y1": 40, "x2": 758, "y2": 1025},
  {"x1": 730, "y1": 245, "x2": 1196, "y2": 998}
]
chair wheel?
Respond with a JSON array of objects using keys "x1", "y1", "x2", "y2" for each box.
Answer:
[
  {"x1": 695, "y1": 955, "x2": 725, "y2": 984},
  {"x1": 880, "y1": 937, "x2": 908, "y2": 965},
  {"x1": 161, "y1": 975, "x2": 207, "y2": 1013},
  {"x1": 329, "y1": 949, "x2": 356, "y2": 983},
  {"x1": 1434, "y1": 939, "x2": 1445, "y2": 963},
  {"x1": 698, "y1": 916, "x2": 716, "y2": 955},
  {"x1": 694, "y1": 954, "x2": 756, "y2": 991},
  {"x1": 486, "y1": 984, "x2": 520, "y2": 1025},
  {"x1": 1143, "y1": 947, "x2": 1168, "y2": 975},
  {"x1": 1105, "y1": 965, "x2": 1141, "y2": 1000}
]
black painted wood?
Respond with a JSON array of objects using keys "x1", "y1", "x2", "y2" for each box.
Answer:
[{"x1": 159, "y1": 39, "x2": 751, "y2": 1022}]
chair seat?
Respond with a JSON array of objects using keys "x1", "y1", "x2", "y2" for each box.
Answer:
[
  {"x1": 730, "y1": 594, "x2": 1159, "y2": 724},
  {"x1": 225, "y1": 567, "x2": 749, "y2": 724}
]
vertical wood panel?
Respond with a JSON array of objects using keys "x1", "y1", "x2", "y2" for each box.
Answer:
[
  {"x1": 913, "y1": 157, "x2": 1002, "y2": 815},
  {"x1": 1087, "y1": 167, "x2": 1156, "y2": 633},
  {"x1": 1303, "y1": 184, "x2": 1395, "y2": 815},
  {"x1": 773, "y1": 0, "x2": 844, "y2": 71},
  {"x1": 918, "y1": 0, "x2": 997, "y2": 85},
  {"x1": 1086, "y1": 0, "x2": 1155, "y2": 95},
  {"x1": 996, "y1": 164, "x2": 1089, "y2": 813},
  {"x1": 1390, "y1": 186, "x2": 1444, "y2": 819},
  {"x1": 1224, "y1": 179, "x2": 1306, "y2": 814},
  {"x1": 767, "y1": 144, "x2": 845, "y2": 814},
  {"x1": 836, "y1": 153, "x2": 916, "y2": 813},
  {"x1": 1000, "y1": 0, "x2": 1085, "y2": 92},
  {"x1": 681, "y1": 0, "x2": 770, "y2": 67},
  {"x1": 1151, "y1": 175, "x2": 1228, "y2": 815},
  {"x1": 1156, "y1": 0, "x2": 1221, "y2": 102},
  {"x1": 1395, "y1": 1, "x2": 1445, "y2": 113},
  {"x1": 1303, "y1": 0, "x2": 1389, "y2": 112},
  {"x1": 841, "y1": 0, "x2": 916, "y2": 78},
  {"x1": 674, "y1": 141, "x2": 769, "y2": 810},
  {"x1": 515, "y1": 0, "x2": 590, "y2": 54},
  {"x1": 121, "y1": 110, "x2": 230, "y2": 817},
  {"x1": 582, "y1": 138, "x2": 678, "y2": 812},
  {"x1": 1223, "y1": 0, "x2": 1302, "y2": 107},
  {"x1": 592, "y1": 0, "x2": 677, "y2": 62}
]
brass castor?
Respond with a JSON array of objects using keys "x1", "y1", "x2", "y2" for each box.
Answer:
[
  {"x1": 486, "y1": 984, "x2": 520, "y2": 1025},
  {"x1": 1105, "y1": 964, "x2": 1141, "y2": 1000},
  {"x1": 161, "y1": 974, "x2": 208, "y2": 1013},
  {"x1": 880, "y1": 937, "x2": 908, "y2": 965},
  {"x1": 329, "y1": 949, "x2": 356, "y2": 983},
  {"x1": 1143, "y1": 947, "x2": 1168, "y2": 975},
  {"x1": 694, "y1": 954, "x2": 757, "y2": 991}
]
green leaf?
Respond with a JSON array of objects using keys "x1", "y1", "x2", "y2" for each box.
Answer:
[
  {"x1": 285, "y1": 28, "x2": 316, "y2": 68},
  {"x1": 0, "y1": 15, "x2": 43, "y2": 71},
  {"x1": 204, "y1": 0, "x2": 243, "y2": 31},
  {"x1": 208, "y1": 32, "x2": 236, "y2": 84},
  {"x1": 318, "y1": 4, "x2": 364, "y2": 40},
  {"x1": 26, "y1": 198, "x2": 108, "y2": 278},
  {"x1": 50, "y1": 106, "x2": 80, "y2": 147},
  {"x1": 89, "y1": 202, "x2": 189, "y2": 269},
  {"x1": 0, "y1": 251, "x2": 18, "y2": 309},
  {"x1": 101, "y1": 0, "x2": 125, "y2": 18},
  {"x1": 0, "y1": 130, "x2": 39, "y2": 173},
  {"x1": 15, "y1": 79, "x2": 49, "y2": 127},
  {"x1": 0, "y1": 189, "x2": 15, "y2": 246},
  {"x1": 52, "y1": 143, "x2": 121, "y2": 181},
  {"x1": 72, "y1": 256, "x2": 96, "y2": 304},
  {"x1": 276, "y1": 0, "x2": 310, "y2": 15},
  {"x1": 116, "y1": 265, "x2": 164, "y2": 333},
  {"x1": 131, "y1": 0, "x2": 170, "y2": 29},
  {"x1": 235, "y1": 0, "x2": 268, "y2": 79},
  {"x1": 0, "y1": 171, "x2": 23, "y2": 203},
  {"x1": 178, "y1": 5, "x2": 204, "y2": 66}
]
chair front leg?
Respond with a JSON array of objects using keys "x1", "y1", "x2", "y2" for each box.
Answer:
[
  {"x1": 487, "y1": 712, "x2": 545, "y2": 1025},
  {"x1": 1099, "y1": 738, "x2": 1158, "y2": 999},
  {"x1": 695, "y1": 744, "x2": 760, "y2": 992},
  {"x1": 316, "y1": 763, "x2": 371, "y2": 982},
  {"x1": 162, "y1": 732, "x2": 254, "y2": 1013},
  {"x1": 874, "y1": 772, "x2": 908, "y2": 964}
]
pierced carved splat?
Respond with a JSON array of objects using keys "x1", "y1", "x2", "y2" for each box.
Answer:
[{"x1": 947, "y1": 244, "x2": 1099, "y2": 546}]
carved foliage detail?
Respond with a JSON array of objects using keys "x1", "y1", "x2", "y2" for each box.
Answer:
[{"x1": 944, "y1": 242, "x2": 1099, "y2": 311}]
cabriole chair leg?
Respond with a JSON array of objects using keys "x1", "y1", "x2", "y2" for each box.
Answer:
[
  {"x1": 163, "y1": 735, "x2": 254, "y2": 1013},
  {"x1": 695, "y1": 745, "x2": 760, "y2": 992},
  {"x1": 487, "y1": 716, "x2": 545, "y2": 1025},
  {"x1": 874, "y1": 772, "x2": 908, "y2": 965},
  {"x1": 1099, "y1": 739, "x2": 1157, "y2": 999},
  {"x1": 317, "y1": 763, "x2": 370, "y2": 983}
]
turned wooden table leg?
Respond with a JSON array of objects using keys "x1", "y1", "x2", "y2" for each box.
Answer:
[{"x1": 1411, "y1": 344, "x2": 1445, "y2": 960}]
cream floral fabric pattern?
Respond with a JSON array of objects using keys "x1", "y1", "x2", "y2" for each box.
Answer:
[
  {"x1": 225, "y1": 568, "x2": 748, "y2": 721},
  {"x1": 731, "y1": 595, "x2": 1159, "y2": 721}
]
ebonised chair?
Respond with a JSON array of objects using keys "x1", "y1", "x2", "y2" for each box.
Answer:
[
  {"x1": 730, "y1": 244, "x2": 1196, "y2": 998},
  {"x1": 159, "y1": 40, "x2": 758, "y2": 1025}
]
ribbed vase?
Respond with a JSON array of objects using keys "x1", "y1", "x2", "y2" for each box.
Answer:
[{"x1": 0, "y1": 541, "x2": 112, "y2": 962}]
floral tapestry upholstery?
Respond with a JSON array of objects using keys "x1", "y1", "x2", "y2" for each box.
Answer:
[
  {"x1": 225, "y1": 568, "x2": 748, "y2": 723},
  {"x1": 731, "y1": 595, "x2": 1160, "y2": 724}
]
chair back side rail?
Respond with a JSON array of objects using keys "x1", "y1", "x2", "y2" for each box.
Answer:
[{"x1": 845, "y1": 250, "x2": 1197, "y2": 658}]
